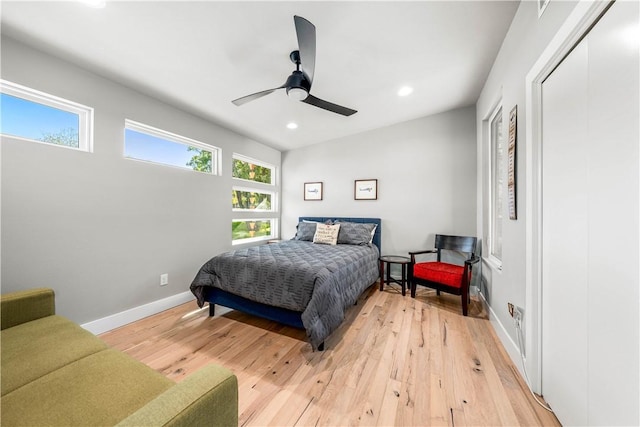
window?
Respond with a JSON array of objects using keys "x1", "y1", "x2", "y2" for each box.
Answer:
[
  {"x1": 124, "y1": 120, "x2": 220, "y2": 174},
  {"x1": 0, "y1": 79, "x2": 93, "y2": 151},
  {"x1": 232, "y1": 154, "x2": 275, "y2": 184},
  {"x1": 232, "y1": 154, "x2": 278, "y2": 244},
  {"x1": 232, "y1": 187, "x2": 274, "y2": 212},
  {"x1": 489, "y1": 106, "x2": 504, "y2": 265},
  {"x1": 232, "y1": 219, "x2": 276, "y2": 241}
]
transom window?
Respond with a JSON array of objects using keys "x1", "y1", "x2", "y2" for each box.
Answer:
[
  {"x1": 124, "y1": 120, "x2": 220, "y2": 175},
  {"x1": 0, "y1": 79, "x2": 93, "y2": 151}
]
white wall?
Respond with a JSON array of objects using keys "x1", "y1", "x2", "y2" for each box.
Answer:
[
  {"x1": 1, "y1": 36, "x2": 281, "y2": 325},
  {"x1": 475, "y1": 0, "x2": 579, "y2": 357},
  {"x1": 282, "y1": 106, "x2": 477, "y2": 264}
]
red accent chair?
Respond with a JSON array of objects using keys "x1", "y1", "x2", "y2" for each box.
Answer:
[{"x1": 409, "y1": 235, "x2": 479, "y2": 316}]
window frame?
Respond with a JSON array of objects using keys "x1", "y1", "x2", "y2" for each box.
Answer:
[
  {"x1": 488, "y1": 104, "x2": 504, "y2": 269},
  {"x1": 231, "y1": 153, "x2": 278, "y2": 245},
  {"x1": 0, "y1": 79, "x2": 94, "y2": 152},
  {"x1": 124, "y1": 119, "x2": 221, "y2": 175}
]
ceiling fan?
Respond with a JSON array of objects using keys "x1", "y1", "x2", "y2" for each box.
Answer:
[{"x1": 231, "y1": 15, "x2": 357, "y2": 117}]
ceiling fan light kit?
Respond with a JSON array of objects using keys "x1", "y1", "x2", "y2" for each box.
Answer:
[
  {"x1": 232, "y1": 15, "x2": 357, "y2": 117},
  {"x1": 287, "y1": 87, "x2": 308, "y2": 101}
]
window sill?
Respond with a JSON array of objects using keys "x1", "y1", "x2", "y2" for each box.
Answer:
[
  {"x1": 483, "y1": 256, "x2": 503, "y2": 273},
  {"x1": 232, "y1": 236, "x2": 274, "y2": 246}
]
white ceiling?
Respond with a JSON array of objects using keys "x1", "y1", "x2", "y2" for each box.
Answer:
[{"x1": 1, "y1": 1, "x2": 518, "y2": 151}]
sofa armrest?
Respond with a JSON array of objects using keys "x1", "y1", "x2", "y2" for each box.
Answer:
[
  {"x1": 1, "y1": 288, "x2": 55, "y2": 330},
  {"x1": 116, "y1": 364, "x2": 238, "y2": 427}
]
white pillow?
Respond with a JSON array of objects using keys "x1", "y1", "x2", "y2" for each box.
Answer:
[
  {"x1": 369, "y1": 224, "x2": 378, "y2": 244},
  {"x1": 313, "y1": 223, "x2": 340, "y2": 245}
]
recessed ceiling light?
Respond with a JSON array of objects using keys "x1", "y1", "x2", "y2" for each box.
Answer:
[
  {"x1": 286, "y1": 122, "x2": 298, "y2": 130},
  {"x1": 397, "y1": 86, "x2": 414, "y2": 97}
]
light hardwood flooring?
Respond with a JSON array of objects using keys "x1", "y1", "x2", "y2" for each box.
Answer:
[{"x1": 100, "y1": 284, "x2": 560, "y2": 426}]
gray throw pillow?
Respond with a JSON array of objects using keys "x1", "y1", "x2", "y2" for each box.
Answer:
[
  {"x1": 293, "y1": 222, "x2": 317, "y2": 241},
  {"x1": 335, "y1": 221, "x2": 377, "y2": 245}
]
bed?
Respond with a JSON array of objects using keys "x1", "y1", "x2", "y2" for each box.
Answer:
[{"x1": 190, "y1": 217, "x2": 381, "y2": 350}]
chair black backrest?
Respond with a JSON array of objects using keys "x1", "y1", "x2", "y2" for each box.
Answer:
[{"x1": 434, "y1": 235, "x2": 477, "y2": 262}]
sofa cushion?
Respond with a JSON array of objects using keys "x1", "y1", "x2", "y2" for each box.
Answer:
[
  {"x1": 1, "y1": 349, "x2": 174, "y2": 426},
  {"x1": 1, "y1": 315, "x2": 108, "y2": 395}
]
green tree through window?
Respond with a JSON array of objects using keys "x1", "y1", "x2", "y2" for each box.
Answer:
[
  {"x1": 39, "y1": 127, "x2": 79, "y2": 148},
  {"x1": 232, "y1": 220, "x2": 272, "y2": 240},
  {"x1": 232, "y1": 190, "x2": 271, "y2": 210},
  {"x1": 232, "y1": 159, "x2": 272, "y2": 184},
  {"x1": 186, "y1": 146, "x2": 212, "y2": 173}
]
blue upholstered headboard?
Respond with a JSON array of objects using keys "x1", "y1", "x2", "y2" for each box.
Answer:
[{"x1": 298, "y1": 217, "x2": 382, "y2": 253}]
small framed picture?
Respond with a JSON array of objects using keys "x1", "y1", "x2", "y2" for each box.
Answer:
[
  {"x1": 304, "y1": 182, "x2": 323, "y2": 201},
  {"x1": 354, "y1": 179, "x2": 378, "y2": 200}
]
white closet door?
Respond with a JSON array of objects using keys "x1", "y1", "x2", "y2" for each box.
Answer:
[
  {"x1": 541, "y1": 38, "x2": 589, "y2": 427},
  {"x1": 541, "y1": 1, "x2": 639, "y2": 425},
  {"x1": 585, "y1": 1, "x2": 639, "y2": 424}
]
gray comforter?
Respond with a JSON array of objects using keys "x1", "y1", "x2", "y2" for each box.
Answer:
[{"x1": 190, "y1": 240, "x2": 380, "y2": 349}]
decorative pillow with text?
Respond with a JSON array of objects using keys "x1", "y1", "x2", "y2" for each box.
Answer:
[{"x1": 313, "y1": 223, "x2": 341, "y2": 245}]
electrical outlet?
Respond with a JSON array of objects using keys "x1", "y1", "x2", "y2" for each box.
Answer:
[
  {"x1": 513, "y1": 306, "x2": 523, "y2": 322},
  {"x1": 160, "y1": 273, "x2": 168, "y2": 286},
  {"x1": 508, "y1": 304, "x2": 524, "y2": 331}
]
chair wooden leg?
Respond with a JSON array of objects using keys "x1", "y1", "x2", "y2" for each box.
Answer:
[
  {"x1": 410, "y1": 281, "x2": 416, "y2": 298},
  {"x1": 461, "y1": 288, "x2": 469, "y2": 316}
]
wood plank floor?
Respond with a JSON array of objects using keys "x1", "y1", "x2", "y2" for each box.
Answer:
[{"x1": 100, "y1": 284, "x2": 560, "y2": 426}]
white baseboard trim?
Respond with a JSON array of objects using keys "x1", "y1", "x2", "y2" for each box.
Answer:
[
  {"x1": 81, "y1": 291, "x2": 196, "y2": 335},
  {"x1": 478, "y1": 292, "x2": 526, "y2": 379}
]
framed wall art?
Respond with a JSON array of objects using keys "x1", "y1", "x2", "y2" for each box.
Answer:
[
  {"x1": 304, "y1": 182, "x2": 323, "y2": 201},
  {"x1": 354, "y1": 179, "x2": 378, "y2": 200}
]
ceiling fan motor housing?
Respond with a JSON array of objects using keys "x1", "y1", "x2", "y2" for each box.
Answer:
[{"x1": 285, "y1": 71, "x2": 311, "y2": 99}]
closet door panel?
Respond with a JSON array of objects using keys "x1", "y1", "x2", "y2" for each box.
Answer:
[
  {"x1": 541, "y1": 40, "x2": 589, "y2": 427},
  {"x1": 586, "y1": 1, "x2": 640, "y2": 424}
]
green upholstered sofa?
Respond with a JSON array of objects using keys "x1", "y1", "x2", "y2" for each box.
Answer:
[{"x1": 0, "y1": 288, "x2": 238, "y2": 426}]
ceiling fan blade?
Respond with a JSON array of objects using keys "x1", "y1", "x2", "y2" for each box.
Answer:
[
  {"x1": 294, "y1": 15, "x2": 316, "y2": 86},
  {"x1": 302, "y1": 94, "x2": 357, "y2": 116},
  {"x1": 232, "y1": 86, "x2": 285, "y2": 106}
]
